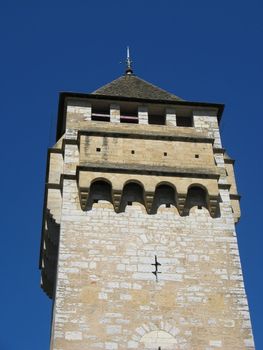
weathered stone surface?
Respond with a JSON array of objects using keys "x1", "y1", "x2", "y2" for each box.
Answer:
[{"x1": 41, "y1": 88, "x2": 253, "y2": 349}]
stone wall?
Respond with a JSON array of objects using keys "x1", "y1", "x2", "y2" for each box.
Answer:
[
  {"x1": 41, "y1": 97, "x2": 253, "y2": 349},
  {"x1": 50, "y1": 180, "x2": 254, "y2": 349}
]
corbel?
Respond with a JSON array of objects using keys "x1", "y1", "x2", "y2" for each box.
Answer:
[
  {"x1": 112, "y1": 189, "x2": 122, "y2": 213},
  {"x1": 144, "y1": 191, "x2": 155, "y2": 214},
  {"x1": 177, "y1": 193, "x2": 187, "y2": 216}
]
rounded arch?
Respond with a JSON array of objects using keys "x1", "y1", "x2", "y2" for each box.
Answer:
[
  {"x1": 184, "y1": 184, "x2": 209, "y2": 215},
  {"x1": 86, "y1": 179, "x2": 112, "y2": 210},
  {"x1": 155, "y1": 180, "x2": 178, "y2": 193},
  {"x1": 151, "y1": 182, "x2": 177, "y2": 214},
  {"x1": 140, "y1": 330, "x2": 177, "y2": 349},
  {"x1": 122, "y1": 178, "x2": 145, "y2": 189},
  {"x1": 187, "y1": 182, "x2": 209, "y2": 193},
  {"x1": 119, "y1": 180, "x2": 145, "y2": 212},
  {"x1": 90, "y1": 177, "x2": 113, "y2": 187}
]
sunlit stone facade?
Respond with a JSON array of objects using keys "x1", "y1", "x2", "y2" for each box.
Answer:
[{"x1": 40, "y1": 74, "x2": 254, "y2": 349}]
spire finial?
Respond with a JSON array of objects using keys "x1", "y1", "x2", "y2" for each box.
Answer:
[{"x1": 125, "y1": 46, "x2": 133, "y2": 75}]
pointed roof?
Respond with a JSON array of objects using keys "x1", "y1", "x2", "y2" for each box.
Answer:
[{"x1": 92, "y1": 74, "x2": 184, "y2": 101}]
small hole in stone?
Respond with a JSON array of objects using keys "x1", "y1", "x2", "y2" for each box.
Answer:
[
  {"x1": 164, "y1": 152, "x2": 167, "y2": 156},
  {"x1": 127, "y1": 201, "x2": 132, "y2": 206},
  {"x1": 195, "y1": 154, "x2": 199, "y2": 158},
  {"x1": 166, "y1": 203, "x2": 171, "y2": 208},
  {"x1": 96, "y1": 148, "x2": 101, "y2": 152},
  {"x1": 131, "y1": 150, "x2": 135, "y2": 154},
  {"x1": 198, "y1": 205, "x2": 202, "y2": 209}
]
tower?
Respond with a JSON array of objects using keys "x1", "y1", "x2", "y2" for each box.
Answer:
[{"x1": 40, "y1": 63, "x2": 254, "y2": 349}]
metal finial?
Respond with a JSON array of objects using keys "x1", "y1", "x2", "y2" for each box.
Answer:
[{"x1": 125, "y1": 46, "x2": 133, "y2": 75}]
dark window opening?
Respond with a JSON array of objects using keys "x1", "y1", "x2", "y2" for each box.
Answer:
[
  {"x1": 183, "y1": 186, "x2": 207, "y2": 215},
  {"x1": 195, "y1": 154, "x2": 199, "y2": 158},
  {"x1": 131, "y1": 150, "x2": 135, "y2": 154},
  {"x1": 119, "y1": 182, "x2": 144, "y2": 212},
  {"x1": 120, "y1": 113, "x2": 138, "y2": 124},
  {"x1": 148, "y1": 115, "x2": 165, "y2": 125},
  {"x1": 96, "y1": 148, "x2": 101, "y2": 152},
  {"x1": 91, "y1": 106, "x2": 110, "y2": 122},
  {"x1": 151, "y1": 185, "x2": 176, "y2": 213},
  {"x1": 164, "y1": 152, "x2": 167, "y2": 156},
  {"x1": 177, "y1": 116, "x2": 193, "y2": 127},
  {"x1": 85, "y1": 181, "x2": 112, "y2": 210},
  {"x1": 91, "y1": 113, "x2": 110, "y2": 122}
]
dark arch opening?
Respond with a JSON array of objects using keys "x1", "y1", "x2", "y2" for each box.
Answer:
[
  {"x1": 119, "y1": 182, "x2": 145, "y2": 212},
  {"x1": 86, "y1": 180, "x2": 112, "y2": 210},
  {"x1": 183, "y1": 185, "x2": 208, "y2": 215},
  {"x1": 151, "y1": 184, "x2": 177, "y2": 213}
]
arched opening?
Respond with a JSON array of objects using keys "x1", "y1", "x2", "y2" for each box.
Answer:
[
  {"x1": 119, "y1": 181, "x2": 145, "y2": 212},
  {"x1": 151, "y1": 184, "x2": 177, "y2": 213},
  {"x1": 86, "y1": 180, "x2": 112, "y2": 210},
  {"x1": 183, "y1": 185, "x2": 208, "y2": 215},
  {"x1": 140, "y1": 330, "x2": 177, "y2": 349}
]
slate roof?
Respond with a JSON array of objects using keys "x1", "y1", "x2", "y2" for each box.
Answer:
[{"x1": 92, "y1": 74, "x2": 184, "y2": 101}]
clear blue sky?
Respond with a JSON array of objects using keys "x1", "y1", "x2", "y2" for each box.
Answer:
[{"x1": 0, "y1": 1, "x2": 262, "y2": 349}]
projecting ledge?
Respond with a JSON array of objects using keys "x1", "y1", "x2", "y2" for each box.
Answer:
[
  {"x1": 76, "y1": 123, "x2": 214, "y2": 143},
  {"x1": 77, "y1": 163, "x2": 223, "y2": 179}
]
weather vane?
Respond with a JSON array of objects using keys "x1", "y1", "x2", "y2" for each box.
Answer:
[{"x1": 125, "y1": 46, "x2": 133, "y2": 75}]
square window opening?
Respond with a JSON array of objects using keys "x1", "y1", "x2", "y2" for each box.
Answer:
[
  {"x1": 177, "y1": 116, "x2": 193, "y2": 127},
  {"x1": 120, "y1": 112, "x2": 138, "y2": 124},
  {"x1": 148, "y1": 115, "x2": 165, "y2": 125},
  {"x1": 91, "y1": 106, "x2": 110, "y2": 122}
]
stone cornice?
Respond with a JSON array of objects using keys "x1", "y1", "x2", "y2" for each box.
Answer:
[
  {"x1": 230, "y1": 193, "x2": 241, "y2": 200},
  {"x1": 77, "y1": 163, "x2": 222, "y2": 179},
  {"x1": 77, "y1": 129, "x2": 214, "y2": 144},
  {"x1": 213, "y1": 147, "x2": 225, "y2": 154},
  {"x1": 218, "y1": 183, "x2": 231, "y2": 190}
]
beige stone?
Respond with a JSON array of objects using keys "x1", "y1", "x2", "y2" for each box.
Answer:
[{"x1": 40, "y1": 82, "x2": 254, "y2": 349}]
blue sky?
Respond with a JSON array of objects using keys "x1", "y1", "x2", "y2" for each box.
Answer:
[{"x1": 0, "y1": 1, "x2": 262, "y2": 349}]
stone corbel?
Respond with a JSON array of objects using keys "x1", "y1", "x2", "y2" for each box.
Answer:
[
  {"x1": 112, "y1": 189, "x2": 122, "y2": 213},
  {"x1": 177, "y1": 193, "x2": 187, "y2": 216},
  {"x1": 79, "y1": 187, "x2": 89, "y2": 211},
  {"x1": 144, "y1": 191, "x2": 155, "y2": 214},
  {"x1": 208, "y1": 195, "x2": 220, "y2": 218}
]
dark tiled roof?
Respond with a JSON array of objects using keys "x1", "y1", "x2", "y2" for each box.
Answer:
[{"x1": 92, "y1": 74, "x2": 184, "y2": 101}]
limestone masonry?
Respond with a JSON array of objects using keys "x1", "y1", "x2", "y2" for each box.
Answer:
[{"x1": 40, "y1": 73, "x2": 254, "y2": 349}]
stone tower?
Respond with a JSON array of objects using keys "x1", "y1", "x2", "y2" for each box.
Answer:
[{"x1": 40, "y1": 67, "x2": 254, "y2": 349}]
